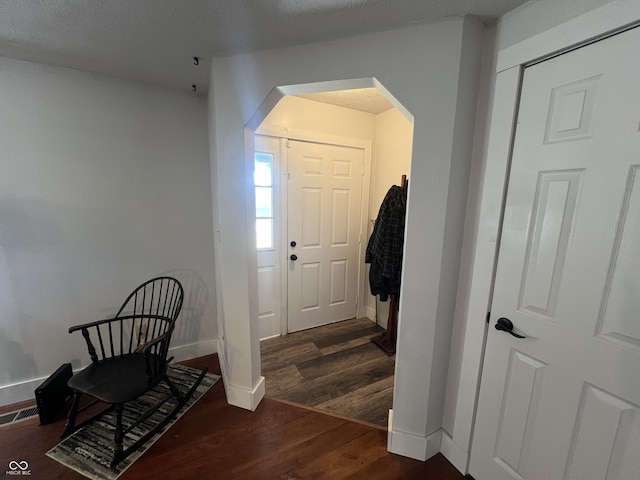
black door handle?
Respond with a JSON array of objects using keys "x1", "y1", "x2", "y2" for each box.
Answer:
[
  {"x1": 290, "y1": 240, "x2": 297, "y2": 247},
  {"x1": 290, "y1": 254, "x2": 298, "y2": 261},
  {"x1": 495, "y1": 317, "x2": 525, "y2": 338}
]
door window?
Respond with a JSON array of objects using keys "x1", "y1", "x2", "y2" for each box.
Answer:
[{"x1": 255, "y1": 152, "x2": 274, "y2": 249}]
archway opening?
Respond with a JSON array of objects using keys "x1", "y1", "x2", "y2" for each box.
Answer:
[{"x1": 245, "y1": 78, "x2": 414, "y2": 428}]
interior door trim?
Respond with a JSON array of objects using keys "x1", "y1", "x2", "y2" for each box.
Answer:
[
  {"x1": 454, "y1": 2, "x2": 640, "y2": 475},
  {"x1": 273, "y1": 135, "x2": 372, "y2": 335}
]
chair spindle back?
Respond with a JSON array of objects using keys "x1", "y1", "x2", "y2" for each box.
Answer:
[{"x1": 79, "y1": 277, "x2": 183, "y2": 367}]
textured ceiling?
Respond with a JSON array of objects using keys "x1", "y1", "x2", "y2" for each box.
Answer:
[
  {"x1": 0, "y1": 0, "x2": 529, "y2": 95},
  {"x1": 296, "y1": 88, "x2": 395, "y2": 115}
]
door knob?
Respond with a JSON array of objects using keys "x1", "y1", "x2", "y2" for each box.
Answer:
[
  {"x1": 290, "y1": 240, "x2": 297, "y2": 247},
  {"x1": 495, "y1": 317, "x2": 525, "y2": 338},
  {"x1": 290, "y1": 254, "x2": 298, "y2": 261}
]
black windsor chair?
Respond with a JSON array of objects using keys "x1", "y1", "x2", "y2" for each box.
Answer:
[{"x1": 61, "y1": 276, "x2": 207, "y2": 468}]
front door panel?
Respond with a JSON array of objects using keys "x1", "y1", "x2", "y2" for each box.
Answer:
[{"x1": 287, "y1": 140, "x2": 363, "y2": 332}]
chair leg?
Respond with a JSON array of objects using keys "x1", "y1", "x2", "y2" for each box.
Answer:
[
  {"x1": 61, "y1": 392, "x2": 81, "y2": 438},
  {"x1": 111, "y1": 404, "x2": 124, "y2": 469}
]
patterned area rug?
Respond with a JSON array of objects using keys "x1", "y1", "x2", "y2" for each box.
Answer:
[{"x1": 46, "y1": 364, "x2": 220, "y2": 480}]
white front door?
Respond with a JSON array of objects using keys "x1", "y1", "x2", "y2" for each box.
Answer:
[
  {"x1": 470, "y1": 27, "x2": 640, "y2": 480},
  {"x1": 287, "y1": 140, "x2": 364, "y2": 333}
]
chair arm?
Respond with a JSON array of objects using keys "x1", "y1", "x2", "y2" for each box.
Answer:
[
  {"x1": 69, "y1": 314, "x2": 173, "y2": 365},
  {"x1": 69, "y1": 318, "x2": 122, "y2": 363},
  {"x1": 135, "y1": 331, "x2": 172, "y2": 379},
  {"x1": 68, "y1": 317, "x2": 117, "y2": 334},
  {"x1": 134, "y1": 332, "x2": 170, "y2": 354},
  {"x1": 69, "y1": 314, "x2": 175, "y2": 334}
]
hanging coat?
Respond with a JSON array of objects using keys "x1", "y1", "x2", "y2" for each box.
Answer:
[{"x1": 365, "y1": 184, "x2": 407, "y2": 301}]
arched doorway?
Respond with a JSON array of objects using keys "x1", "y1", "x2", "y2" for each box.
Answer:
[{"x1": 245, "y1": 78, "x2": 414, "y2": 429}]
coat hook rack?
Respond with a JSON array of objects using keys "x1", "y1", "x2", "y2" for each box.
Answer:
[{"x1": 370, "y1": 174, "x2": 408, "y2": 356}]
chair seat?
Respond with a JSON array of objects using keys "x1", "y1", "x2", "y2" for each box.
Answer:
[{"x1": 68, "y1": 354, "x2": 163, "y2": 404}]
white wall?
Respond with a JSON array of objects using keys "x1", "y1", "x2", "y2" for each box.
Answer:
[
  {"x1": 369, "y1": 109, "x2": 413, "y2": 218},
  {"x1": 440, "y1": 24, "x2": 499, "y2": 472},
  {"x1": 208, "y1": 16, "x2": 485, "y2": 460},
  {"x1": 423, "y1": 14, "x2": 485, "y2": 439},
  {"x1": 0, "y1": 56, "x2": 216, "y2": 405},
  {"x1": 367, "y1": 108, "x2": 413, "y2": 327}
]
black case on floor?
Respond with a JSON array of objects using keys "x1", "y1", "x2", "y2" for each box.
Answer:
[{"x1": 35, "y1": 363, "x2": 73, "y2": 425}]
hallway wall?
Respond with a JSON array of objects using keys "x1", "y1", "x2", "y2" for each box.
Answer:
[
  {"x1": 208, "y1": 16, "x2": 485, "y2": 460},
  {"x1": 0, "y1": 56, "x2": 216, "y2": 405}
]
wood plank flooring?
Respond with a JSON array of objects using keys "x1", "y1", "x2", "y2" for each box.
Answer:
[
  {"x1": 261, "y1": 318, "x2": 394, "y2": 427},
  {"x1": 0, "y1": 354, "x2": 466, "y2": 480}
]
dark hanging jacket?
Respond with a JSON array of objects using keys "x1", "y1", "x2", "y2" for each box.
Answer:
[{"x1": 365, "y1": 184, "x2": 407, "y2": 301}]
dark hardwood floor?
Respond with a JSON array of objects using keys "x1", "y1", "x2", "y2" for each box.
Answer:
[
  {"x1": 261, "y1": 317, "x2": 394, "y2": 427},
  {"x1": 0, "y1": 354, "x2": 465, "y2": 480}
]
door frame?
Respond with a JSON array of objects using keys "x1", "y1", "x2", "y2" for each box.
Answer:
[
  {"x1": 255, "y1": 127, "x2": 373, "y2": 336},
  {"x1": 445, "y1": 1, "x2": 640, "y2": 474}
]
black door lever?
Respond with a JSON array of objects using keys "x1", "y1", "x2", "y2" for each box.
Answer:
[{"x1": 495, "y1": 317, "x2": 526, "y2": 338}]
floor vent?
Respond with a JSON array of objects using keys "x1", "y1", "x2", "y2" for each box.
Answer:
[{"x1": 0, "y1": 406, "x2": 40, "y2": 427}]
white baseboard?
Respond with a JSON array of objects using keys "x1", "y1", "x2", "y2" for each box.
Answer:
[
  {"x1": 368, "y1": 301, "x2": 389, "y2": 329},
  {"x1": 440, "y1": 431, "x2": 469, "y2": 475},
  {"x1": 366, "y1": 305, "x2": 376, "y2": 322},
  {"x1": 216, "y1": 337, "x2": 230, "y2": 392},
  {"x1": 225, "y1": 376, "x2": 265, "y2": 411},
  {"x1": 0, "y1": 376, "x2": 49, "y2": 407},
  {"x1": 388, "y1": 426, "x2": 442, "y2": 461},
  {"x1": 259, "y1": 333, "x2": 281, "y2": 342},
  {"x1": 215, "y1": 337, "x2": 265, "y2": 411},
  {"x1": 169, "y1": 338, "x2": 218, "y2": 362},
  {"x1": 0, "y1": 338, "x2": 219, "y2": 408}
]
